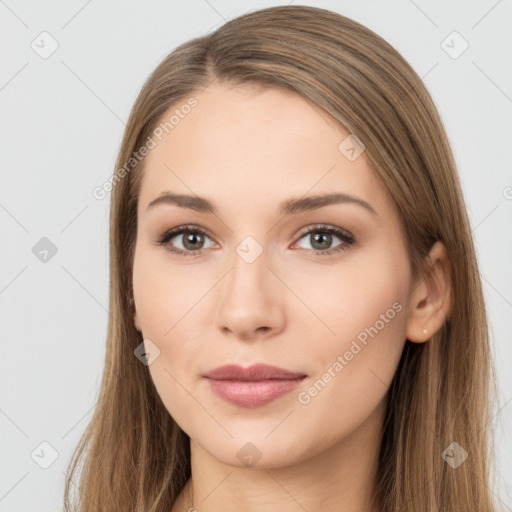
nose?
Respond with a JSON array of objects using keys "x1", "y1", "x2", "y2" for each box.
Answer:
[{"x1": 215, "y1": 247, "x2": 285, "y2": 342}]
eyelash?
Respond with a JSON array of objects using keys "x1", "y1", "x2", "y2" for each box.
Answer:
[{"x1": 156, "y1": 223, "x2": 355, "y2": 257}]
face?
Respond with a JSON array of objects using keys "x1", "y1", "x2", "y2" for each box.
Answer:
[{"x1": 132, "y1": 82, "x2": 413, "y2": 468}]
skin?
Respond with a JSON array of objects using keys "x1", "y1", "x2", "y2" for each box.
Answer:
[{"x1": 132, "y1": 82, "x2": 452, "y2": 512}]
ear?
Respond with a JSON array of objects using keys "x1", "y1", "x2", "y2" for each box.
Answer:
[{"x1": 405, "y1": 241, "x2": 453, "y2": 343}]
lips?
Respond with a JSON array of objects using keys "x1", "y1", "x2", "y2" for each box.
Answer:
[
  {"x1": 203, "y1": 364, "x2": 307, "y2": 408},
  {"x1": 204, "y1": 363, "x2": 307, "y2": 381}
]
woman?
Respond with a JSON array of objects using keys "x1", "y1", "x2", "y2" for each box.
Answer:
[{"x1": 64, "y1": 5, "x2": 498, "y2": 511}]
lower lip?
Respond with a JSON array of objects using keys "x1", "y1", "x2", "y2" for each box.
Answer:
[{"x1": 205, "y1": 377, "x2": 306, "y2": 408}]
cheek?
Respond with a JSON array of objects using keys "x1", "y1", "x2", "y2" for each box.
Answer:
[
  {"x1": 132, "y1": 244, "x2": 212, "y2": 419},
  {"x1": 297, "y1": 271, "x2": 407, "y2": 396},
  {"x1": 291, "y1": 249, "x2": 409, "y2": 439},
  {"x1": 290, "y1": 246, "x2": 408, "y2": 354},
  {"x1": 132, "y1": 243, "x2": 207, "y2": 341}
]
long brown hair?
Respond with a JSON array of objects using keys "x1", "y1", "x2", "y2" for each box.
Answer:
[{"x1": 63, "y1": 5, "x2": 499, "y2": 511}]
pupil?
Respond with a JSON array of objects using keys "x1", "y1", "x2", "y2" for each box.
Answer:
[{"x1": 312, "y1": 232, "x2": 332, "y2": 250}]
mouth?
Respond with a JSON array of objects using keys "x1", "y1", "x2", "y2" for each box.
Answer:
[{"x1": 203, "y1": 363, "x2": 308, "y2": 408}]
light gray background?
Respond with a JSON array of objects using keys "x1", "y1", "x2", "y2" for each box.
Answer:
[{"x1": 1, "y1": 1, "x2": 511, "y2": 511}]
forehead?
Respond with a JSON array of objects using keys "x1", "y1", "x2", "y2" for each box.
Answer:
[{"x1": 137, "y1": 83, "x2": 388, "y2": 217}]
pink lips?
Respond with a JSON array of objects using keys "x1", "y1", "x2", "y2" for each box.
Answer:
[{"x1": 203, "y1": 364, "x2": 307, "y2": 408}]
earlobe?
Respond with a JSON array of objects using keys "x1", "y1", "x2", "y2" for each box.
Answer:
[{"x1": 405, "y1": 241, "x2": 453, "y2": 343}]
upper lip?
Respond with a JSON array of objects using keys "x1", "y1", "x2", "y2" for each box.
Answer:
[{"x1": 203, "y1": 364, "x2": 307, "y2": 381}]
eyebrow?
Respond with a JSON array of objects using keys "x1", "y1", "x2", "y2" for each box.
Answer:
[{"x1": 146, "y1": 191, "x2": 377, "y2": 217}]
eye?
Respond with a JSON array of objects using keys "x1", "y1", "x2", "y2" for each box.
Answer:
[
  {"x1": 292, "y1": 224, "x2": 355, "y2": 256},
  {"x1": 156, "y1": 223, "x2": 355, "y2": 257},
  {"x1": 156, "y1": 225, "x2": 215, "y2": 256}
]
